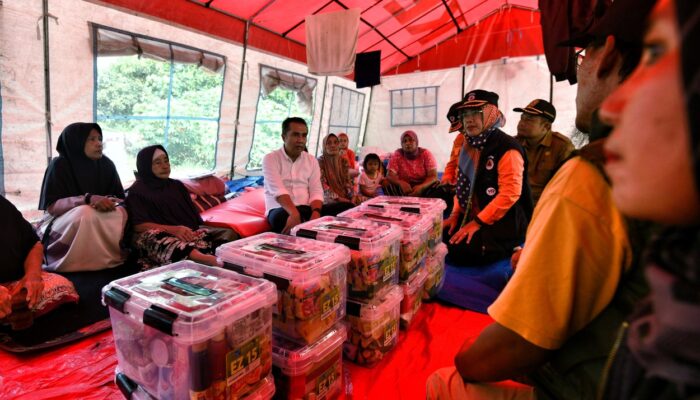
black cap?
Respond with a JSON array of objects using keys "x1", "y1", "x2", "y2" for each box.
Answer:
[
  {"x1": 457, "y1": 89, "x2": 499, "y2": 109},
  {"x1": 446, "y1": 102, "x2": 463, "y2": 132},
  {"x1": 514, "y1": 99, "x2": 556, "y2": 123},
  {"x1": 559, "y1": 0, "x2": 657, "y2": 48}
]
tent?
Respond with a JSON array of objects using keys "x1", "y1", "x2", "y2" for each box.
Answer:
[{"x1": 0, "y1": 0, "x2": 580, "y2": 218}]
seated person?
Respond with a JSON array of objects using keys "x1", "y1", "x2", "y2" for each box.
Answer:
[
  {"x1": 384, "y1": 130, "x2": 451, "y2": 203},
  {"x1": 318, "y1": 134, "x2": 360, "y2": 208},
  {"x1": 126, "y1": 145, "x2": 235, "y2": 269},
  {"x1": 38, "y1": 122, "x2": 127, "y2": 272},
  {"x1": 337, "y1": 132, "x2": 359, "y2": 178},
  {"x1": 0, "y1": 195, "x2": 78, "y2": 328},
  {"x1": 444, "y1": 90, "x2": 532, "y2": 265},
  {"x1": 514, "y1": 99, "x2": 574, "y2": 205},
  {"x1": 263, "y1": 117, "x2": 350, "y2": 234},
  {"x1": 358, "y1": 153, "x2": 386, "y2": 200}
]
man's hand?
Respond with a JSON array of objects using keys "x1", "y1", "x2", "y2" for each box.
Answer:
[
  {"x1": 282, "y1": 212, "x2": 302, "y2": 234},
  {"x1": 0, "y1": 286, "x2": 11, "y2": 319},
  {"x1": 449, "y1": 220, "x2": 481, "y2": 245},
  {"x1": 20, "y1": 273, "x2": 43, "y2": 309},
  {"x1": 168, "y1": 225, "x2": 198, "y2": 242}
]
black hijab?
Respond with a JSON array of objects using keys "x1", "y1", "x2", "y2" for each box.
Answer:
[
  {"x1": 38, "y1": 122, "x2": 124, "y2": 209},
  {"x1": 126, "y1": 145, "x2": 202, "y2": 230}
]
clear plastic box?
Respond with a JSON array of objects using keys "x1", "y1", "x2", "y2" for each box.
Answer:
[
  {"x1": 423, "y1": 243, "x2": 448, "y2": 301},
  {"x1": 339, "y1": 206, "x2": 432, "y2": 282},
  {"x1": 291, "y1": 216, "x2": 402, "y2": 302},
  {"x1": 115, "y1": 368, "x2": 276, "y2": 400},
  {"x1": 363, "y1": 196, "x2": 447, "y2": 250},
  {"x1": 102, "y1": 261, "x2": 277, "y2": 400},
  {"x1": 272, "y1": 323, "x2": 347, "y2": 400},
  {"x1": 400, "y1": 266, "x2": 428, "y2": 329},
  {"x1": 344, "y1": 285, "x2": 403, "y2": 367},
  {"x1": 216, "y1": 233, "x2": 349, "y2": 345}
]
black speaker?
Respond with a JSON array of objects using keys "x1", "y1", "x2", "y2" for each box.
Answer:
[{"x1": 355, "y1": 51, "x2": 381, "y2": 88}]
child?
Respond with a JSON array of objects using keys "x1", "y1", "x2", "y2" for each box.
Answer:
[
  {"x1": 359, "y1": 153, "x2": 385, "y2": 199},
  {"x1": 338, "y1": 133, "x2": 359, "y2": 178}
]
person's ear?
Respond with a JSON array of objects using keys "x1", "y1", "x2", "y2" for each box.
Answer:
[{"x1": 596, "y1": 35, "x2": 622, "y2": 80}]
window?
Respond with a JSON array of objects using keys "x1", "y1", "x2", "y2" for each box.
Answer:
[
  {"x1": 327, "y1": 85, "x2": 365, "y2": 153},
  {"x1": 247, "y1": 66, "x2": 317, "y2": 170},
  {"x1": 390, "y1": 86, "x2": 438, "y2": 126},
  {"x1": 93, "y1": 25, "x2": 225, "y2": 182}
]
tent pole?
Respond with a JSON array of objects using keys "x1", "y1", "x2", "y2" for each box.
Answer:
[
  {"x1": 549, "y1": 73, "x2": 554, "y2": 104},
  {"x1": 360, "y1": 86, "x2": 373, "y2": 147},
  {"x1": 314, "y1": 77, "x2": 329, "y2": 157},
  {"x1": 42, "y1": 0, "x2": 53, "y2": 165},
  {"x1": 461, "y1": 65, "x2": 466, "y2": 98},
  {"x1": 230, "y1": 20, "x2": 249, "y2": 178}
]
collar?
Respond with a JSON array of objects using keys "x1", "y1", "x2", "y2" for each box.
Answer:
[{"x1": 518, "y1": 130, "x2": 553, "y2": 149}]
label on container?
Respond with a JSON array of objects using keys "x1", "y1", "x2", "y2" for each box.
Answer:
[
  {"x1": 226, "y1": 336, "x2": 261, "y2": 384},
  {"x1": 315, "y1": 364, "x2": 339, "y2": 399},
  {"x1": 383, "y1": 319, "x2": 398, "y2": 347},
  {"x1": 380, "y1": 255, "x2": 397, "y2": 282},
  {"x1": 320, "y1": 287, "x2": 341, "y2": 320}
]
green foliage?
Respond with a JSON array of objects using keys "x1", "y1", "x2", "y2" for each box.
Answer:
[
  {"x1": 246, "y1": 88, "x2": 313, "y2": 170},
  {"x1": 96, "y1": 56, "x2": 223, "y2": 171}
]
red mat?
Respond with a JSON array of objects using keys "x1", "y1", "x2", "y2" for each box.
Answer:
[{"x1": 0, "y1": 302, "x2": 494, "y2": 400}]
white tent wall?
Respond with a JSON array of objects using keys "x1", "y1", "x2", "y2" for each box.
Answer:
[{"x1": 364, "y1": 57, "x2": 578, "y2": 169}]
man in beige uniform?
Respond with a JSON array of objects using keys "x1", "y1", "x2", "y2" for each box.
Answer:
[{"x1": 514, "y1": 99, "x2": 574, "y2": 205}]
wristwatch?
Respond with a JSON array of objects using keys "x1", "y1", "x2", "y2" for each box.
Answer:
[{"x1": 84, "y1": 193, "x2": 93, "y2": 205}]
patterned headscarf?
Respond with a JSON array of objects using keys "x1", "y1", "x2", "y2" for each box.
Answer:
[{"x1": 318, "y1": 134, "x2": 351, "y2": 199}]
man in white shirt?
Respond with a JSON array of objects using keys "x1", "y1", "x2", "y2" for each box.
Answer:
[{"x1": 262, "y1": 117, "x2": 326, "y2": 234}]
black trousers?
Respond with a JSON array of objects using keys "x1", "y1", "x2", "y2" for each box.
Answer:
[{"x1": 267, "y1": 202, "x2": 356, "y2": 233}]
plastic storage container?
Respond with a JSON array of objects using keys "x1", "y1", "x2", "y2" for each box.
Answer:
[
  {"x1": 272, "y1": 324, "x2": 347, "y2": 400},
  {"x1": 423, "y1": 243, "x2": 448, "y2": 301},
  {"x1": 217, "y1": 233, "x2": 349, "y2": 345},
  {"x1": 344, "y1": 286, "x2": 403, "y2": 367},
  {"x1": 102, "y1": 261, "x2": 277, "y2": 400},
  {"x1": 364, "y1": 196, "x2": 447, "y2": 250},
  {"x1": 115, "y1": 368, "x2": 276, "y2": 400},
  {"x1": 291, "y1": 216, "x2": 402, "y2": 301},
  {"x1": 339, "y1": 206, "x2": 432, "y2": 282},
  {"x1": 400, "y1": 266, "x2": 428, "y2": 329}
]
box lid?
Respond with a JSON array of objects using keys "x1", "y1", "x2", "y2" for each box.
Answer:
[
  {"x1": 364, "y1": 195, "x2": 447, "y2": 215},
  {"x1": 102, "y1": 261, "x2": 276, "y2": 341},
  {"x1": 216, "y1": 232, "x2": 350, "y2": 282},
  {"x1": 338, "y1": 206, "x2": 433, "y2": 240},
  {"x1": 291, "y1": 216, "x2": 402, "y2": 251},
  {"x1": 401, "y1": 265, "x2": 429, "y2": 295},
  {"x1": 346, "y1": 285, "x2": 403, "y2": 319},
  {"x1": 426, "y1": 243, "x2": 448, "y2": 275},
  {"x1": 272, "y1": 324, "x2": 346, "y2": 374}
]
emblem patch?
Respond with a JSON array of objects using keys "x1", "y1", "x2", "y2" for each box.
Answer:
[
  {"x1": 485, "y1": 158, "x2": 495, "y2": 170},
  {"x1": 468, "y1": 93, "x2": 476, "y2": 101},
  {"x1": 486, "y1": 187, "x2": 496, "y2": 196}
]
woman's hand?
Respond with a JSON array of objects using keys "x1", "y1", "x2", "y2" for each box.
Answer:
[
  {"x1": 90, "y1": 195, "x2": 118, "y2": 212},
  {"x1": 449, "y1": 220, "x2": 481, "y2": 245},
  {"x1": 20, "y1": 273, "x2": 43, "y2": 309},
  {"x1": 399, "y1": 181, "x2": 412, "y2": 194},
  {"x1": 168, "y1": 225, "x2": 198, "y2": 242},
  {"x1": 443, "y1": 213, "x2": 460, "y2": 235},
  {"x1": 0, "y1": 286, "x2": 11, "y2": 319}
]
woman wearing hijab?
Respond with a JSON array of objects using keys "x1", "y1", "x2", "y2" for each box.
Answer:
[
  {"x1": 444, "y1": 90, "x2": 533, "y2": 265},
  {"x1": 126, "y1": 145, "x2": 231, "y2": 269},
  {"x1": 384, "y1": 130, "x2": 439, "y2": 196},
  {"x1": 318, "y1": 134, "x2": 359, "y2": 211},
  {"x1": 38, "y1": 122, "x2": 127, "y2": 272},
  {"x1": 599, "y1": 0, "x2": 700, "y2": 397}
]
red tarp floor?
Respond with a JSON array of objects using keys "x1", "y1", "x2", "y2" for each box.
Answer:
[{"x1": 0, "y1": 302, "x2": 528, "y2": 399}]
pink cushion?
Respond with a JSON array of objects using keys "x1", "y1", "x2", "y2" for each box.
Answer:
[
  {"x1": 181, "y1": 175, "x2": 226, "y2": 196},
  {"x1": 200, "y1": 188, "x2": 270, "y2": 237}
]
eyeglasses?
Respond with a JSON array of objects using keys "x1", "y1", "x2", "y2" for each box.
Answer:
[
  {"x1": 575, "y1": 48, "x2": 586, "y2": 69},
  {"x1": 461, "y1": 109, "x2": 483, "y2": 118}
]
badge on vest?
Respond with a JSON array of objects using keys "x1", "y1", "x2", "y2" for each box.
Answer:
[
  {"x1": 486, "y1": 187, "x2": 496, "y2": 196},
  {"x1": 485, "y1": 156, "x2": 495, "y2": 170}
]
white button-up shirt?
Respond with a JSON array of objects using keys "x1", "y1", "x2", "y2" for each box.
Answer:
[{"x1": 262, "y1": 147, "x2": 324, "y2": 215}]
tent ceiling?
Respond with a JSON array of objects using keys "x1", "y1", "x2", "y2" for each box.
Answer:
[{"x1": 97, "y1": 0, "x2": 543, "y2": 75}]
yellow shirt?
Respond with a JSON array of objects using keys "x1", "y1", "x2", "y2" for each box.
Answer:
[{"x1": 488, "y1": 157, "x2": 631, "y2": 350}]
